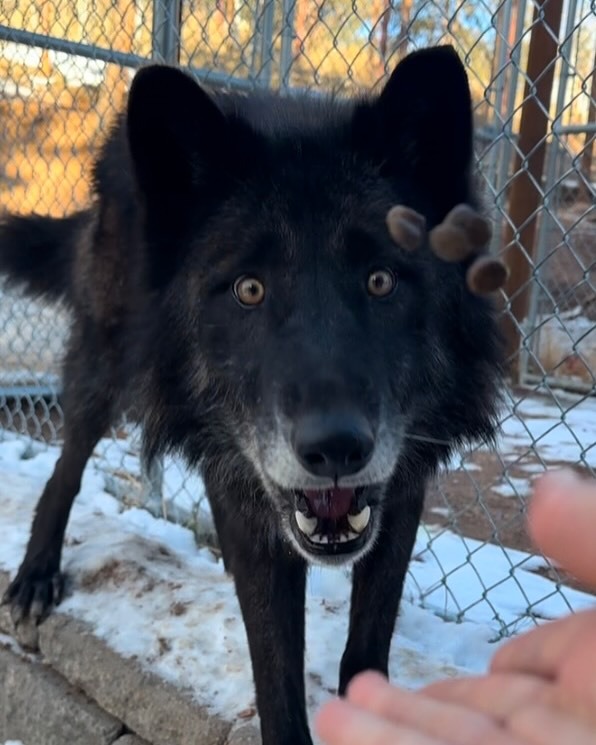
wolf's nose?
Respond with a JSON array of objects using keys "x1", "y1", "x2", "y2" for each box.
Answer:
[{"x1": 293, "y1": 412, "x2": 374, "y2": 479}]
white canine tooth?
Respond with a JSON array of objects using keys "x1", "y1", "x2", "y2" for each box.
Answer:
[
  {"x1": 347, "y1": 506, "x2": 371, "y2": 533},
  {"x1": 295, "y1": 511, "x2": 317, "y2": 536}
]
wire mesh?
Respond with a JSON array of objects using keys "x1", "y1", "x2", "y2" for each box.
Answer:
[{"x1": 0, "y1": 0, "x2": 594, "y2": 633}]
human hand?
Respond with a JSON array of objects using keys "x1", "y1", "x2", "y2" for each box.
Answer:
[
  {"x1": 316, "y1": 470, "x2": 596, "y2": 745},
  {"x1": 385, "y1": 203, "x2": 508, "y2": 294}
]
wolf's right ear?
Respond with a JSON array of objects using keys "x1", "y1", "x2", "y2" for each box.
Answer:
[
  {"x1": 353, "y1": 46, "x2": 474, "y2": 218},
  {"x1": 127, "y1": 66, "x2": 228, "y2": 197}
]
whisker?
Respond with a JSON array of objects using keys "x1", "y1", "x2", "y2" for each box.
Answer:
[{"x1": 402, "y1": 432, "x2": 456, "y2": 447}]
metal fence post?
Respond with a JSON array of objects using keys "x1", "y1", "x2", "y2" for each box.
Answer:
[
  {"x1": 483, "y1": 0, "x2": 514, "y2": 204},
  {"x1": 280, "y1": 0, "x2": 296, "y2": 89},
  {"x1": 152, "y1": 0, "x2": 182, "y2": 65},
  {"x1": 140, "y1": 441, "x2": 165, "y2": 517},
  {"x1": 255, "y1": 0, "x2": 276, "y2": 87},
  {"x1": 489, "y1": 0, "x2": 528, "y2": 258}
]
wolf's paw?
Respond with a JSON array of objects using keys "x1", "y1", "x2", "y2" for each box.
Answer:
[
  {"x1": 386, "y1": 203, "x2": 509, "y2": 295},
  {"x1": 1, "y1": 564, "x2": 65, "y2": 649}
]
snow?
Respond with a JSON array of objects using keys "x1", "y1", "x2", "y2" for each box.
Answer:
[
  {"x1": 0, "y1": 426, "x2": 594, "y2": 732},
  {"x1": 492, "y1": 476, "x2": 532, "y2": 498},
  {"x1": 530, "y1": 309, "x2": 596, "y2": 384},
  {"x1": 444, "y1": 387, "x2": 596, "y2": 479},
  {"x1": 411, "y1": 527, "x2": 592, "y2": 629},
  {"x1": 496, "y1": 393, "x2": 596, "y2": 467}
]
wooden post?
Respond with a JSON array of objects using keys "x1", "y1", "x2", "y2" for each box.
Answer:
[{"x1": 501, "y1": 0, "x2": 564, "y2": 372}]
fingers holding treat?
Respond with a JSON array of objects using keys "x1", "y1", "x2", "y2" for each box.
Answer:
[
  {"x1": 467, "y1": 256, "x2": 509, "y2": 295},
  {"x1": 428, "y1": 205, "x2": 508, "y2": 295},
  {"x1": 386, "y1": 202, "x2": 508, "y2": 295},
  {"x1": 428, "y1": 204, "x2": 493, "y2": 263},
  {"x1": 428, "y1": 223, "x2": 474, "y2": 262},
  {"x1": 443, "y1": 204, "x2": 493, "y2": 248},
  {"x1": 386, "y1": 205, "x2": 426, "y2": 251}
]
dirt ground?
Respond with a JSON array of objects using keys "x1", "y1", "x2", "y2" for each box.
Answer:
[
  {"x1": 425, "y1": 451, "x2": 534, "y2": 552},
  {"x1": 422, "y1": 387, "x2": 595, "y2": 592},
  {"x1": 423, "y1": 449, "x2": 592, "y2": 587},
  {"x1": 423, "y1": 447, "x2": 593, "y2": 555}
]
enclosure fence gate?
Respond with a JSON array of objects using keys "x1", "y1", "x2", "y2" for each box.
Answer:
[{"x1": 0, "y1": 0, "x2": 595, "y2": 634}]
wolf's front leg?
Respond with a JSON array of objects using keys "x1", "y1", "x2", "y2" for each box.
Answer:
[
  {"x1": 206, "y1": 477, "x2": 312, "y2": 745},
  {"x1": 339, "y1": 479, "x2": 425, "y2": 695}
]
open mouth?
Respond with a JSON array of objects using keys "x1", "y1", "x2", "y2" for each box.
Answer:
[{"x1": 291, "y1": 486, "x2": 373, "y2": 555}]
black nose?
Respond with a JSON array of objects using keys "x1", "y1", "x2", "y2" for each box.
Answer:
[{"x1": 293, "y1": 411, "x2": 375, "y2": 479}]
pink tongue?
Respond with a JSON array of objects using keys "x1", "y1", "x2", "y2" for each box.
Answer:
[{"x1": 304, "y1": 488, "x2": 354, "y2": 520}]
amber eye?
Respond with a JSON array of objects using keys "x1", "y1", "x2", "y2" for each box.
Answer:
[
  {"x1": 367, "y1": 269, "x2": 396, "y2": 297},
  {"x1": 233, "y1": 276, "x2": 265, "y2": 306}
]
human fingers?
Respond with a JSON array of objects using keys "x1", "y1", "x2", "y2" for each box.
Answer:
[
  {"x1": 345, "y1": 672, "x2": 521, "y2": 745},
  {"x1": 528, "y1": 470, "x2": 596, "y2": 589},
  {"x1": 508, "y1": 701, "x2": 596, "y2": 745},
  {"x1": 316, "y1": 697, "x2": 447, "y2": 745},
  {"x1": 422, "y1": 672, "x2": 550, "y2": 722},
  {"x1": 490, "y1": 610, "x2": 596, "y2": 681}
]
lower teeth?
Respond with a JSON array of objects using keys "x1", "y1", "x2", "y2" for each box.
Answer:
[{"x1": 309, "y1": 531, "x2": 361, "y2": 544}]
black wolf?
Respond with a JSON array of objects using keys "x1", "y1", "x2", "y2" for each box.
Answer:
[{"x1": 1, "y1": 46, "x2": 502, "y2": 744}]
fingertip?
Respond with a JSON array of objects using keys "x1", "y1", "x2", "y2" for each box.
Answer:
[
  {"x1": 345, "y1": 670, "x2": 389, "y2": 704},
  {"x1": 489, "y1": 641, "x2": 512, "y2": 672},
  {"x1": 528, "y1": 469, "x2": 580, "y2": 544},
  {"x1": 528, "y1": 469, "x2": 596, "y2": 589},
  {"x1": 429, "y1": 224, "x2": 473, "y2": 262},
  {"x1": 314, "y1": 698, "x2": 350, "y2": 741},
  {"x1": 533, "y1": 468, "x2": 580, "y2": 496},
  {"x1": 466, "y1": 257, "x2": 508, "y2": 294}
]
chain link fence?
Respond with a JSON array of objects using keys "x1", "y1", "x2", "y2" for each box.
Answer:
[{"x1": 0, "y1": 0, "x2": 595, "y2": 635}]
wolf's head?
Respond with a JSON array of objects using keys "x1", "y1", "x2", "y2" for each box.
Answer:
[{"x1": 126, "y1": 47, "x2": 503, "y2": 565}]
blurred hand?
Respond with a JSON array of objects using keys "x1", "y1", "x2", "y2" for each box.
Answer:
[{"x1": 316, "y1": 470, "x2": 596, "y2": 745}]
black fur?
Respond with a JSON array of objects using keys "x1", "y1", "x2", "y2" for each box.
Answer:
[{"x1": 1, "y1": 46, "x2": 503, "y2": 745}]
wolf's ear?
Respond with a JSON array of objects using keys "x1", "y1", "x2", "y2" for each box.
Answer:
[
  {"x1": 354, "y1": 46, "x2": 474, "y2": 215},
  {"x1": 127, "y1": 65, "x2": 229, "y2": 197}
]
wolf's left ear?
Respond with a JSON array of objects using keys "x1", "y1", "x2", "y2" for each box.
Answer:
[
  {"x1": 127, "y1": 65, "x2": 232, "y2": 198},
  {"x1": 354, "y1": 46, "x2": 474, "y2": 215}
]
